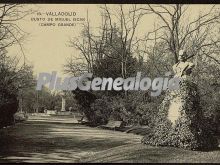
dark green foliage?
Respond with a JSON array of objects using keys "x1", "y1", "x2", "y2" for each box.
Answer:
[
  {"x1": 72, "y1": 89, "x2": 98, "y2": 125},
  {"x1": 0, "y1": 53, "x2": 34, "y2": 128},
  {"x1": 142, "y1": 80, "x2": 218, "y2": 150},
  {"x1": 72, "y1": 88, "x2": 163, "y2": 127},
  {"x1": 0, "y1": 93, "x2": 18, "y2": 128},
  {"x1": 90, "y1": 98, "x2": 112, "y2": 125}
]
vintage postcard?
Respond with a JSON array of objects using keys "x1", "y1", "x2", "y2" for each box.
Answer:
[{"x1": 0, "y1": 1, "x2": 220, "y2": 163}]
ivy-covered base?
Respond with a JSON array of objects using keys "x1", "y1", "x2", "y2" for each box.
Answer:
[{"x1": 142, "y1": 80, "x2": 218, "y2": 150}]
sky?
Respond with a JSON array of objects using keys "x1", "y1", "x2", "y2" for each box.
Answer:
[
  {"x1": 7, "y1": 4, "x2": 101, "y2": 78},
  {"x1": 6, "y1": 4, "x2": 215, "y2": 78}
]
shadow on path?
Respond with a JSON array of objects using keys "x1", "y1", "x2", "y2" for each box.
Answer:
[{"x1": 0, "y1": 120, "x2": 141, "y2": 163}]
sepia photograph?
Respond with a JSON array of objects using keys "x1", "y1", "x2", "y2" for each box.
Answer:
[{"x1": 0, "y1": 2, "x2": 220, "y2": 163}]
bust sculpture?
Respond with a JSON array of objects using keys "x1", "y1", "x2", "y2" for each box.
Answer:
[{"x1": 173, "y1": 50, "x2": 195, "y2": 79}]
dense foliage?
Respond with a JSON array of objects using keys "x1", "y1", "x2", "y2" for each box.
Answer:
[{"x1": 142, "y1": 80, "x2": 218, "y2": 150}]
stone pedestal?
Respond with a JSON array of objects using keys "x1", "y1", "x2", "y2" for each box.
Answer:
[{"x1": 167, "y1": 94, "x2": 182, "y2": 124}]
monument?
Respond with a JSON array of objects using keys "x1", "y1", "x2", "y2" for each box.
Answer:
[
  {"x1": 142, "y1": 50, "x2": 218, "y2": 150},
  {"x1": 167, "y1": 50, "x2": 195, "y2": 124},
  {"x1": 61, "y1": 95, "x2": 66, "y2": 112},
  {"x1": 58, "y1": 91, "x2": 72, "y2": 116}
]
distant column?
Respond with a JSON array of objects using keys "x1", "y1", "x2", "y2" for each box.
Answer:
[{"x1": 61, "y1": 96, "x2": 66, "y2": 112}]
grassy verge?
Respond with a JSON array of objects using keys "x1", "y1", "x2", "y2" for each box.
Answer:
[{"x1": 79, "y1": 142, "x2": 220, "y2": 163}]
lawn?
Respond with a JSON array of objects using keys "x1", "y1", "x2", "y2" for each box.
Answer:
[{"x1": 79, "y1": 143, "x2": 220, "y2": 163}]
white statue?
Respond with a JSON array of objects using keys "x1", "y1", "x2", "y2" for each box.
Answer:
[{"x1": 172, "y1": 50, "x2": 195, "y2": 80}]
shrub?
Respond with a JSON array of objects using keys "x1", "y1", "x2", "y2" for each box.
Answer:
[
  {"x1": 142, "y1": 80, "x2": 219, "y2": 150},
  {"x1": 90, "y1": 98, "x2": 112, "y2": 125},
  {"x1": 0, "y1": 93, "x2": 18, "y2": 128}
]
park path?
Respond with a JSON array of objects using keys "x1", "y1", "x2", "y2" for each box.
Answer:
[{"x1": 0, "y1": 116, "x2": 142, "y2": 163}]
